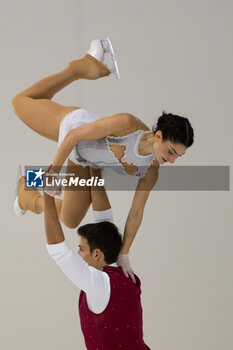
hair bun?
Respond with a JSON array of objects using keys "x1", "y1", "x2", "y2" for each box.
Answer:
[{"x1": 152, "y1": 112, "x2": 194, "y2": 147}]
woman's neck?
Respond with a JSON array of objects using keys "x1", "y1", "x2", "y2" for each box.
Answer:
[{"x1": 138, "y1": 132, "x2": 154, "y2": 155}]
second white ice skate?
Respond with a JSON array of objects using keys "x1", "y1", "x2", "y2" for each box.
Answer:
[{"x1": 87, "y1": 37, "x2": 120, "y2": 80}]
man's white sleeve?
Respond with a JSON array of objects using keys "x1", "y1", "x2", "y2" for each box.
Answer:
[{"x1": 46, "y1": 241, "x2": 110, "y2": 314}]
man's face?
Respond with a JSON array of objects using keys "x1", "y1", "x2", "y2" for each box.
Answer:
[{"x1": 78, "y1": 237, "x2": 97, "y2": 268}]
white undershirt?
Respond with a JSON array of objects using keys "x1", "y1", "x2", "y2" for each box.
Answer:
[{"x1": 46, "y1": 241, "x2": 116, "y2": 314}]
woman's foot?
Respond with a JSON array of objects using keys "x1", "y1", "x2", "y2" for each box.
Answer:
[
  {"x1": 68, "y1": 54, "x2": 110, "y2": 80},
  {"x1": 16, "y1": 176, "x2": 43, "y2": 214},
  {"x1": 68, "y1": 37, "x2": 120, "y2": 80}
]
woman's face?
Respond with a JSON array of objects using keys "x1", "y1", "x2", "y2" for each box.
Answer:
[{"x1": 153, "y1": 131, "x2": 187, "y2": 164}]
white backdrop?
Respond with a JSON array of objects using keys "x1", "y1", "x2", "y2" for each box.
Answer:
[{"x1": 0, "y1": 1, "x2": 232, "y2": 349}]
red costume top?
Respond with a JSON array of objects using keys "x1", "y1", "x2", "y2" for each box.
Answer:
[{"x1": 79, "y1": 266, "x2": 150, "y2": 350}]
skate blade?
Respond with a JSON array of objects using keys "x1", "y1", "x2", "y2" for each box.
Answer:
[
  {"x1": 100, "y1": 37, "x2": 120, "y2": 79},
  {"x1": 14, "y1": 165, "x2": 27, "y2": 216}
]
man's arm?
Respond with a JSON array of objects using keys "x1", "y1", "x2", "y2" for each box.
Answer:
[
  {"x1": 52, "y1": 113, "x2": 136, "y2": 172},
  {"x1": 44, "y1": 191, "x2": 111, "y2": 314},
  {"x1": 44, "y1": 192, "x2": 65, "y2": 244}
]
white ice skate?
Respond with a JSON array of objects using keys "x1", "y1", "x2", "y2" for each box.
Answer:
[
  {"x1": 87, "y1": 37, "x2": 120, "y2": 80},
  {"x1": 14, "y1": 165, "x2": 27, "y2": 217}
]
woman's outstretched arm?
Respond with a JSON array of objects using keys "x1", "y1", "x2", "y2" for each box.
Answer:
[
  {"x1": 117, "y1": 160, "x2": 159, "y2": 278},
  {"x1": 51, "y1": 113, "x2": 136, "y2": 172}
]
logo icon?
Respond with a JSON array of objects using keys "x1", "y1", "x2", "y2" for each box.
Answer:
[{"x1": 26, "y1": 168, "x2": 45, "y2": 188}]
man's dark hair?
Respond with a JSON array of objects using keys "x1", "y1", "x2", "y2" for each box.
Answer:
[{"x1": 77, "y1": 221, "x2": 122, "y2": 264}]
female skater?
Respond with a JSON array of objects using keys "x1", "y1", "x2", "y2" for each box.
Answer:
[{"x1": 12, "y1": 38, "x2": 194, "y2": 279}]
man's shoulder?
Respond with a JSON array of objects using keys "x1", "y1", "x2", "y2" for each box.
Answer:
[{"x1": 104, "y1": 266, "x2": 141, "y2": 287}]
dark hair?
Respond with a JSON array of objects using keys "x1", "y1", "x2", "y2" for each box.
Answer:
[
  {"x1": 77, "y1": 221, "x2": 122, "y2": 264},
  {"x1": 152, "y1": 112, "x2": 194, "y2": 147}
]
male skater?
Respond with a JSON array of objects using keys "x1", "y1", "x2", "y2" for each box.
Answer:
[{"x1": 44, "y1": 178, "x2": 150, "y2": 349}]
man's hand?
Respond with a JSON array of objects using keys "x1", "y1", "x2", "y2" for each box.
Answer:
[{"x1": 117, "y1": 254, "x2": 136, "y2": 284}]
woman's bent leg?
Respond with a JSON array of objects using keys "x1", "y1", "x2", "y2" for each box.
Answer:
[
  {"x1": 12, "y1": 55, "x2": 110, "y2": 142},
  {"x1": 18, "y1": 162, "x2": 113, "y2": 228},
  {"x1": 12, "y1": 65, "x2": 79, "y2": 142},
  {"x1": 17, "y1": 176, "x2": 62, "y2": 215},
  {"x1": 18, "y1": 160, "x2": 92, "y2": 229}
]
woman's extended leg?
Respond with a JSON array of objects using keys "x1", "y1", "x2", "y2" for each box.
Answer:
[
  {"x1": 89, "y1": 167, "x2": 114, "y2": 223},
  {"x1": 60, "y1": 165, "x2": 112, "y2": 227},
  {"x1": 12, "y1": 54, "x2": 110, "y2": 141},
  {"x1": 89, "y1": 167, "x2": 111, "y2": 212}
]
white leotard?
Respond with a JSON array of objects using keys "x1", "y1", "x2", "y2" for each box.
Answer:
[{"x1": 58, "y1": 108, "x2": 155, "y2": 178}]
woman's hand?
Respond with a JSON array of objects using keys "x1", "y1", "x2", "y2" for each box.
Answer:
[
  {"x1": 117, "y1": 254, "x2": 136, "y2": 284},
  {"x1": 44, "y1": 165, "x2": 62, "y2": 197}
]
